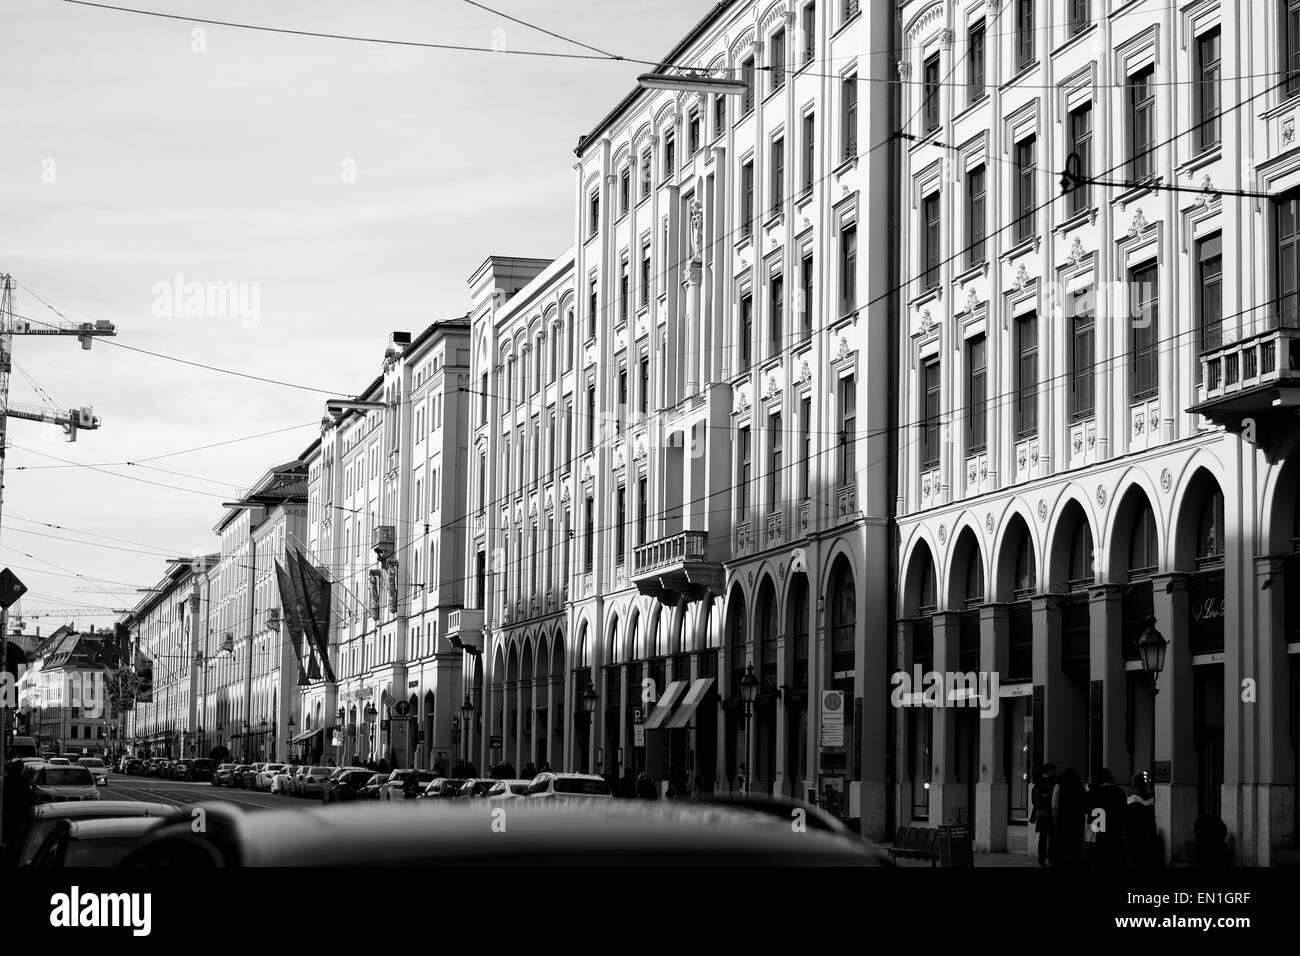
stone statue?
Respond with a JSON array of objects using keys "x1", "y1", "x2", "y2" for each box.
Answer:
[{"x1": 689, "y1": 200, "x2": 703, "y2": 260}]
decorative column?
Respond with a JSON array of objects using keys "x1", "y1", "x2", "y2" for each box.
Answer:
[
  {"x1": 977, "y1": 603, "x2": 1009, "y2": 851},
  {"x1": 928, "y1": 611, "x2": 962, "y2": 824},
  {"x1": 1089, "y1": 584, "x2": 1128, "y2": 781},
  {"x1": 1151, "y1": 572, "x2": 1195, "y2": 864}
]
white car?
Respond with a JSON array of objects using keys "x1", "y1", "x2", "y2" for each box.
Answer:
[
  {"x1": 483, "y1": 779, "x2": 531, "y2": 803},
  {"x1": 77, "y1": 758, "x2": 108, "y2": 787},
  {"x1": 253, "y1": 763, "x2": 287, "y2": 791},
  {"x1": 269, "y1": 766, "x2": 298, "y2": 794},
  {"x1": 298, "y1": 766, "x2": 332, "y2": 798},
  {"x1": 523, "y1": 772, "x2": 614, "y2": 802},
  {"x1": 46, "y1": 757, "x2": 71, "y2": 766}
]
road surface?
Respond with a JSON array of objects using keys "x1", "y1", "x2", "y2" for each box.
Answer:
[{"x1": 100, "y1": 773, "x2": 298, "y2": 812}]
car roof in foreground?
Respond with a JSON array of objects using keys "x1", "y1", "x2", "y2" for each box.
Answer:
[
  {"x1": 64, "y1": 817, "x2": 168, "y2": 838},
  {"x1": 125, "y1": 800, "x2": 888, "y2": 867},
  {"x1": 32, "y1": 800, "x2": 176, "y2": 821}
]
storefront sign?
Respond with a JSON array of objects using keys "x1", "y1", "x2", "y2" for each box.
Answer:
[{"x1": 820, "y1": 691, "x2": 845, "y2": 748}]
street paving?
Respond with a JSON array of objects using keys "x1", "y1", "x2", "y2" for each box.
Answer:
[{"x1": 100, "y1": 773, "x2": 301, "y2": 812}]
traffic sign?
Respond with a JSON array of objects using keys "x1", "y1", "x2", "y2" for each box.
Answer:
[
  {"x1": 394, "y1": 700, "x2": 410, "y2": 718},
  {"x1": 0, "y1": 568, "x2": 27, "y2": 609}
]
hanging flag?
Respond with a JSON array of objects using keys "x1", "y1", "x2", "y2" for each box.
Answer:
[
  {"x1": 291, "y1": 549, "x2": 337, "y2": 684},
  {"x1": 273, "y1": 559, "x2": 310, "y2": 686}
]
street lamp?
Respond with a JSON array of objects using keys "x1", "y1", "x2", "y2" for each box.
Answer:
[
  {"x1": 363, "y1": 703, "x2": 377, "y2": 762},
  {"x1": 460, "y1": 695, "x2": 474, "y2": 764},
  {"x1": 636, "y1": 71, "x2": 750, "y2": 95},
  {"x1": 287, "y1": 716, "x2": 296, "y2": 763},
  {"x1": 260, "y1": 717, "x2": 268, "y2": 761},
  {"x1": 1137, "y1": 621, "x2": 1168, "y2": 693},
  {"x1": 739, "y1": 663, "x2": 760, "y2": 795},
  {"x1": 578, "y1": 680, "x2": 598, "y2": 774}
]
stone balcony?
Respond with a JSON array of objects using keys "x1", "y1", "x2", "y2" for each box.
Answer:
[
  {"x1": 447, "y1": 608, "x2": 483, "y2": 653},
  {"x1": 1191, "y1": 325, "x2": 1300, "y2": 441},
  {"x1": 631, "y1": 530, "x2": 724, "y2": 597}
]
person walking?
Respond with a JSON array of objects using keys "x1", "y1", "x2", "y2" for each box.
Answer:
[
  {"x1": 522, "y1": 761, "x2": 537, "y2": 779},
  {"x1": 1085, "y1": 768, "x2": 1127, "y2": 869},
  {"x1": 635, "y1": 772, "x2": 658, "y2": 800},
  {"x1": 1124, "y1": 771, "x2": 1160, "y2": 868},
  {"x1": 1030, "y1": 763, "x2": 1057, "y2": 866},
  {"x1": 1051, "y1": 767, "x2": 1087, "y2": 867}
]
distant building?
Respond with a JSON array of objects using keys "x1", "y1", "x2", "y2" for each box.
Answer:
[{"x1": 18, "y1": 626, "x2": 120, "y2": 756}]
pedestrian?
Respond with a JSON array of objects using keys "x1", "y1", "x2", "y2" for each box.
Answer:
[
  {"x1": 667, "y1": 763, "x2": 687, "y2": 797},
  {"x1": 432, "y1": 760, "x2": 446, "y2": 777},
  {"x1": 1051, "y1": 767, "x2": 1087, "y2": 867},
  {"x1": 522, "y1": 761, "x2": 537, "y2": 779},
  {"x1": 1029, "y1": 763, "x2": 1057, "y2": 866},
  {"x1": 1192, "y1": 813, "x2": 1230, "y2": 868},
  {"x1": 1124, "y1": 771, "x2": 1161, "y2": 868},
  {"x1": 1085, "y1": 768, "x2": 1127, "y2": 869},
  {"x1": 618, "y1": 768, "x2": 637, "y2": 799},
  {"x1": 636, "y1": 772, "x2": 658, "y2": 799},
  {"x1": 500, "y1": 760, "x2": 516, "y2": 778},
  {"x1": 464, "y1": 761, "x2": 478, "y2": 777},
  {"x1": 539, "y1": 761, "x2": 551, "y2": 773}
]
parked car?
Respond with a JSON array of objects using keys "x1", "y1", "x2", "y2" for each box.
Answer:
[
  {"x1": 253, "y1": 763, "x2": 287, "y2": 791},
  {"x1": 483, "y1": 779, "x2": 531, "y2": 803},
  {"x1": 455, "y1": 778, "x2": 497, "y2": 799},
  {"x1": 46, "y1": 757, "x2": 71, "y2": 766},
  {"x1": 125, "y1": 757, "x2": 144, "y2": 775},
  {"x1": 228, "y1": 765, "x2": 253, "y2": 789},
  {"x1": 185, "y1": 758, "x2": 216, "y2": 782},
  {"x1": 28, "y1": 816, "x2": 168, "y2": 867},
  {"x1": 376, "y1": 769, "x2": 439, "y2": 800},
  {"x1": 321, "y1": 768, "x2": 372, "y2": 804},
  {"x1": 418, "y1": 778, "x2": 467, "y2": 800},
  {"x1": 524, "y1": 772, "x2": 614, "y2": 802},
  {"x1": 298, "y1": 766, "x2": 332, "y2": 798},
  {"x1": 171, "y1": 759, "x2": 194, "y2": 780},
  {"x1": 29, "y1": 764, "x2": 101, "y2": 804},
  {"x1": 10, "y1": 800, "x2": 176, "y2": 866},
  {"x1": 144, "y1": 758, "x2": 164, "y2": 777},
  {"x1": 117, "y1": 797, "x2": 891, "y2": 867},
  {"x1": 269, "y1": 766, "x2": 298, "y2": 794},
  {"x1": 77, "y1": 757, "x2": 108, "y2": 787},
  {"x1": 356, "y1": 774, "x2": 388, "y2": 800},
  {"x1": 288, "y1": 765, "x2": 313, "y2": 795},
  {"x1": 212, "y1": 763, "x2": 238, "y2": 787}
]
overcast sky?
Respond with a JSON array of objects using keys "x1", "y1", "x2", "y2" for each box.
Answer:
[{"x1": 0, "y1": 0, "x2": 707, "y2": 632}]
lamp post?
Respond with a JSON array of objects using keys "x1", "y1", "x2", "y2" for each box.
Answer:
[
  {"x1": 260, "y1": 716, "x2": 268, "y2": 761},
  {"x1": 336, "y1": 707, "x2": 345, "y2": 765},
  {"x1": 1137, "y1": 620, "x2": 1168, "y2": 779},
  {"x1": 364, "y1": 703, "x2": 377, "y2": 763},
  {"x1": 578, "y1": 680, "x2": 598, "y2": 774},
  {"x1": 739, "y1": 663, "x2": 759, "y2": 795},
  {"x1": 460, "y1": 695, "x2": 474, "y2": 765},
  {"x1": 242, "y1": 719, "x2": 250, "y2": 762},
  {"x1": 196, "y1": 725, "x2": 204, "y2": 758},
  {"x1": 287, "y1": 716, "x2": 296, "y2": 763}
]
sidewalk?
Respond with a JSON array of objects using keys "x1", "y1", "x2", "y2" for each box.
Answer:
[{"x1": 891, "y1": 851, "x2": 1041, "y2": 867}]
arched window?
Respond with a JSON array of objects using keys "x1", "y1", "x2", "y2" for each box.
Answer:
[
  {"x1": 1128, "y1": 501, "x2": 1158, "y2": 578},
  {"x1": 729, "y1": 592, "x2": 748, "y2": 696},
  {"x1": 759, "y1": 585, "x2": 777, "y2": 691},
  {"x1": 1196, "y1": 489, "x2": 1225, "y2": 566},
  {"x1": 1013, "y1": 531, "x2": 1036, "y2": 598},
  {"x1": 963, "y1": 550, "x2": 984, "y2": 606},
  {"x1": 1067, "y1": 520, "x2": 1094, "y2": 589},
  {"x1": 830, "y1": 563, "x2": 855, "y2": 672},
  {"x1": 790, "y1": 576, "x2": 809, "y2": 689}
]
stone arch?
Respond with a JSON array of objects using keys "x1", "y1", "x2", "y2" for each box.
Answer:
[
  {"x1": 1044, "y1": 486, "x2": 1099, "y2": 588},
  {"x1": 758, "y1": 0, "x2": 790, "y2": 37},
  {"x1": 724, "y1": 580, "x2": 749, "y2": 693},
  {"x1": 691, "y1": 596, "x2": 712, "y2": 652},
  {"x1": 819, "y1": 536, "x2": 861, "y2": 603},
  {"x1": 993, "y1": 511, "x2": 1038, "y2": 603},
  {"x1": 900, "y1": 533, "x2": 938, "y2": 619},
  {"x1": 753, "y1": 573, "x2": 780, "y2": 688},
  {"x1": 574, "y1": 615, "x2": 591, "y2": 669},
  {"x1": 1046, "y1": 498, "x2": 1096, "y2": 592},
  {"x1": 550, "y1": 627, "x2": 566, "y2": 677},
  {"x1": 1170, "y1": 465, "x2": 1227, "y2": 571},
  {"x1": 1107, "y1": 480, "x2": 1162, "y2": 583},
  {"x1": 603, "y1": 609, "x2": 621, "y2": 666},
  {"x1": 945, "y1": 525, "x2": 986, "y2": 610},
  {"x1": 624, "y1": 602, "x2": 642, "y2": 661}
]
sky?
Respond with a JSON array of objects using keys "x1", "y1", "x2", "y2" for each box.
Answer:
[{"x1": 0, "y1": 0, "x2": 710, "y2": 632}]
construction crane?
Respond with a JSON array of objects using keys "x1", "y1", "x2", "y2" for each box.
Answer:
[{"x1": 4, "y1": 400, "x2": 100, "y2": 442}]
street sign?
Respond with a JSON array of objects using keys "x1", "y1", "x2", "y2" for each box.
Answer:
[
  {"x1": 634, "y1": 724, "x2": 645, "y2": 747},
  {"x1": 0, "y1": 568, "x2": 27, "y2": 609},
  {"x1": 394, "y1": 700, "x2": 411, "y2": 718},
  {"x1": 820, "y1": 690, "x2": 845, "y2": 748}
]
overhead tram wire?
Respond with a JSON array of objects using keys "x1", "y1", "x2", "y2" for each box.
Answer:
[{"x1": 457, "y1": 0, "x2": 623, "y2": 60}]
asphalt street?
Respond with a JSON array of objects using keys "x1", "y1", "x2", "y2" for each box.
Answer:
[{"x1": 99, "y1": 773, "x2": 298, "y2": 812}]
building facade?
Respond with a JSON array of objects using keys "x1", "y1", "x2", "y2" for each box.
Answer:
[
  {"x1": 18, "y1": 627, "x2": 120, "y2": 757},
  {"x1": 447, "y1": 0, "x2": 899, "y2": 833},
  {"x1": 893, "y1": 0, "x2": 1300, "y2": 864}
]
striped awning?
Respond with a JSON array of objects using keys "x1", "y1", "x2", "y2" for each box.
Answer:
[{"x1": 642, "y1": 680, "x2": 688, "y2": 730}]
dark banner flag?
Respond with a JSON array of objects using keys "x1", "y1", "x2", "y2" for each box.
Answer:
[
  {"x1": 290, "y1": 549, "x2": 336, "y2": 684},
  {"x1": 134, "y1": 651, "x2": 153, "y2": 703},
  {"x1": 273, "y1": 559, "x2": 311, "y2": 686}
]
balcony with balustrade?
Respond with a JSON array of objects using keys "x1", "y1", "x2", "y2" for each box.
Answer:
[
  {"x1": 446, "y1": 607, "x2": 484, "y2": 654},
  {"x1": 630, "y1": 530, "x2": 724, "y2": 598},
  {"x1": 1191, "y1": 325, "x2": 1300, "y2": 439}
]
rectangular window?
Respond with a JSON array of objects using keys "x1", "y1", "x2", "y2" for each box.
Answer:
[
  {"x1": 478, "y1": 453, "x2": 486, "y2": 510},
  {"x1": 1015, "y1": 313, "x2": 1038, "y2": 438},
  {"x1": 664, "y1": 131, "x2": 676, "y2": 179},
  {"x1": 639, "y1": 355, "x2": 650, "y2": 414},
  {"x1": 800, "y1": 253, "x2": 814, "y2": 339},
  {"x1": 771, "y1": 136, "x2": 785, "y2": 215},
  {"x1": 619, "y1": 258, "x2": 630, "y2": 323},
  {"x1": 968, "y1": 20, "x2": 986, "y2": 103},
  {"x1": 843, "y1": 0, "x2": 860, "y2": 23},
  {"x1": 564, "y1": 401, "x2": 573, "y2": 465},
  {"x1": 588, "y1": 278, "x2": 598, "y2": 341},
  {"x1": 802, "y1": 3, "x2": 815, "y2": 64},
  {"x1": 531, "y1": 415, "x2": 540, "y2": 479},
  {"x1": 480, "y1": 372, "x2": 488, "y2": 423},
  {"x1": 714, "y1": 94, "x2": 726, "y2": 138},
  {"x1": 516, "y1": 425, "x2": 525, "y2": 487},
  {"x1": 1069, "y1": 0, "x2": 1090, "y2": 36},
  {"x1": 586, "y1": 384, "x2": 596, "y2": 450},
  {"x1": 840, "y1": 224, "x2": 857, "y2": 315},
  {"x1": 620, "y1": 168, "x2": 630, "y2": 214},
  {"x1": 742, "y1": 55, "x2": 756, "y2": 114},
  {"x1": 967, "y1": 165, "x2": 986, "y2": 266},
  {"x1": 769, "y1": 411, "x2": 783, "y2": 504},
  {"x1": 1068, "y1": 103, "x2": 1092, "y2": 214},
  {"x1": 1280, "y1": 190, "x2": 1300, "y2": 328},
  {"x1": 1130, "y1": 264, "x2": 1159, "y2": 401},
  {"x1": 1014, "y1": 0, "x2": 1034, "y2": 71},
  {"x1": 967, "y1": 335, "x2": 987, "y2": 452},
  {"x1": 922, "y1": 192, "x2": 941, "y2": 290},
  {"x1": 1070, "y1": 290, "x2": 1095, "y2": 420},
  {"x1": 1197, "y1": 235, "x2": 1223, "y2": 382},
  {"x1": 738, "y1": 426, "x2": 752, "y2": 514},
  {"x1": 1014, "y1": 136, "x2": 1036, "y2": 244},
  {"x1": 688, "y1": 108, "x2": 701, "y2": 154},
  {"x1": 640, "y1": 240, "x2": 651, "y2": 307},
  {"x1": 637, "y1": 476, "x2": 648, "y2": 544},
  {"x1": 1129, "y1": 66, "x2": 1156, "y2": 181},
  {"x1": 1287, "y1": 0, "x2": 1300, "y2": 97},
  {"x1": 584, "y1": 495, "x2": 594, "y2": 573},
  {"x1": 589, "y1": 191, "x2": 600, "y2": 238},
  {"x1": 923, "y1": 52, "x2": 941, "y2": 133},
  {"x1": 802, "y1": 111, "x2": 815, "y2": 194},
  {"x1": 771, "y1": 28, "x2": 786, "y2": 91},
  {"x1": 800, "y1": 395, "x2": 812, "y2": 497},
  {"x1": 740, "y1": 293, "x2": 754, "y2": 372},
  {"x1": 741, "y1": 159, "x2": 755, "y2": 237},
  {"x1": 1197, "y1": 28, "x2": 1221, "y2": 152},
  {"x1": 617, "y1": 368, "x2": 628, "y2": 432},
  {"x1": 841, "y1": 75, "x2": 858, "y2": 159},
  {"x1": 616, "y1": 485, "x2": 626, "y2": 565},
  {"x1": 920, "y1": 359, "x2": 941, "y2": 470},
  {"x1": 770, "y1": 274, "x2": 784, "y2": 350},
  {"x1": 839, "y1": 375, "x2": 856, "y2": 484}
]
